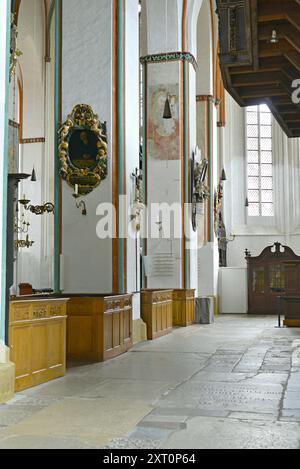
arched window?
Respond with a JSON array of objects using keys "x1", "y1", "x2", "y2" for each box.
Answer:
[{"x1": 246, "y1": 104, "x2": 274, "y2": 217}]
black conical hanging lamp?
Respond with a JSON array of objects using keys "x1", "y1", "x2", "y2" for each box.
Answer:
[
  {"x1": 31, "y1": 166, "x2": 37, "y2": 182},
  {"x1": 163, "y1": 95, "x2": 172, "y2": 119},
  {"x1": 221, "y1": 168, "x2": 227, "y2": 181}
]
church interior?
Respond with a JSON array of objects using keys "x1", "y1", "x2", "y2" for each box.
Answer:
[{"x1": 0, "y1": 0, "x2": 300, "y2": 450}]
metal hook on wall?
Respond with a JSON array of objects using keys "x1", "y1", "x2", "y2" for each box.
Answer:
[{"x1": 76, "y1": 200, "x2": 87, "y2": 216}]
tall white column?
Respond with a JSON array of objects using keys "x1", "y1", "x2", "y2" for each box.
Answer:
[
  {"x1": 141, "y1": 0, "x2": 198, "y2": 291},
  {"x1": 61, "y1": 0, "x2": 140, "y2": 295}
]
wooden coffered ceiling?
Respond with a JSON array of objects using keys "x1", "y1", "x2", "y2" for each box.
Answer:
[{"x1": 218, "y1": 0, "x2": 300, "y2": 138}]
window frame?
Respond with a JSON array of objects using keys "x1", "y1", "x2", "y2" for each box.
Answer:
[{"x1": 245, "y1": 105, "x2": 275, "y2": 220}]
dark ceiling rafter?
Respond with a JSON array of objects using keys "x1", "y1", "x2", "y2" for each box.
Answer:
[{"x1": 217, "y1": 0, "x2": 300, "y2": 137}]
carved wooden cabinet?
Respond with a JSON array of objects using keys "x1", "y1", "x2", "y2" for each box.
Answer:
[
  {"x1": 246, "y1": 243, "x2": 300, "y2": 315},
  {"x1": 9, "y1": 298, "x2": 68, "y2": 392},
  {"x1": 141, "y1": 290, "x2": 173, "y2": 340},
  {"x1": 172, "y1": 289, "x2": 195, "y2": 327},
  {"x1": 66, "y1": 294, "x2": 133, "y2": 362},
  {"x1": 217, "y1": 0, "x2": 252, "y2": 66}
]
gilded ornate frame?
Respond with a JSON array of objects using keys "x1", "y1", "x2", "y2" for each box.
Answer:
[{"x1": 58, "y1": 104, "x2": 108, "y2": 196}]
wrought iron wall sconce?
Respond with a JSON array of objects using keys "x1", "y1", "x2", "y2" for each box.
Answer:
[
  {"x1": 18, "y1": 197, "x2": 55, "y2": 215},
  {"x1": 14, "y1": 209, "x2": 30, "y2": 234},
  {"x1": 14, "y1": 235, "x2": 35, "y2": 250},
  {"x1": 219, "y1": 234, "x2": 236, "y2": 243}
]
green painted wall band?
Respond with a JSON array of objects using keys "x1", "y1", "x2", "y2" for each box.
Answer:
[
  {"x1": 183, "y1": 61, "x2": 190, "y2": 289},
  {"x1": 54, "y1": 0, "x2": 61, "y2": 293},
  {"x1": 117, "y1": 0, "x2": 125, "y2": 294},
  {"x1": 0, "y1": 0, "x2": 10, "y2": 343},
  {"x1": 141, "y1": 63, "x2": 147, "y2": 288}
]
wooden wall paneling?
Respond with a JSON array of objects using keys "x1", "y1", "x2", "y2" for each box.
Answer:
[
  {"x1": 141, "y1": 290, "x2": 173, "y2": 340},
  {"x1": 66, "y1": 294, "x2": 133, "y2": 362},
  {"x1": 9, "y1": 298, "x2": 68, "y2": 392},
  {"x1": 172, "y1": 289, "x2": 196, "y2": 327}
]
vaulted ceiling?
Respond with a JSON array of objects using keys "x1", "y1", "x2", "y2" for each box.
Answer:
[{"x1": 217, "y1": 0, "x2": 300, "y2": 138}]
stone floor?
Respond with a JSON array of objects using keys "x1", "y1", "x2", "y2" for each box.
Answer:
[{"x1": 0, "y1": 315, "x2": 300, "y2": 449}]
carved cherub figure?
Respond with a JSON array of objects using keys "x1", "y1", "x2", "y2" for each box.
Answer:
[{"x1": 59, "y1": 119, "x2": 73, "y2": 140}]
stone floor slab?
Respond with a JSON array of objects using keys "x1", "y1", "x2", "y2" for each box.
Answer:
[{"x1": 163, "y1": 416, "x2": 300, "y2": 449}]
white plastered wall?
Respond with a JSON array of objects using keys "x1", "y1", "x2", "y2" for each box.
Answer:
[{"x1": 61, "y1": 0, "x2": 113, "y2": 293}]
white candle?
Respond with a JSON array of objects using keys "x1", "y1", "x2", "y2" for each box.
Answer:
[{"x1": 75, "y1": 184, "x2": 79, "y2": 195}]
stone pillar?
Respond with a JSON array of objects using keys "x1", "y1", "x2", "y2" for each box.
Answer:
[
  {"x1": 0, "y1": 0, "x2": 15, "y2": 404},
  {"x1": 60, "y1": 0, "x2": 140, "y2": 298},
  {"x1": 141, "y1": 0, "x2": 198, "y2": 292},
  {"x1": 196, "y1": 95, "x2": 219, "y2": 304}
]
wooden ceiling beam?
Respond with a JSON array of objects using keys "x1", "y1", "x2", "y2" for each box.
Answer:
[
  {"x1": 265, "y1": 98, "x2": 294, "y2": 137},
  {"x1": 270, "y1": 96, "x2": 296, "y2": 105},
  {"x1": 258, "y1": 2, "x2": 286, "y2": 23},
  {"x1": 286, "y1": 121, "x2": 300, "y2": 128},
  {"x1": 284, "y1": 115, "x2": 300, "y2": 122},
  {"x1": 239, "y1": 86, "x2": 287, "y2": 99},
  {"x1": 259, "y1": 40, "x2": 293, "y2": 58},
  {"x1": 231, "y1": 71, "x2": 284, "y2": 87},
  {"x1": 285, "y1": 50, "x2": 300, "y2": 73},
  {"x1": 229, "y1": 57, "x2": 296, "y2": 75}
]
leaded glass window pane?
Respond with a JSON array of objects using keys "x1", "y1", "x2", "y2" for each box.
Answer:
[
  {"x1": 261, "y1": 177, "x2": 273, "y2": 190},
  {"x1": 248, "y1": 164, "x2": 259, "y2": 176},
  {"x1": 260, "y1": 113, "x2": 272, "y2": 125},
  {"x1": 248, "y1": 151, "x2": 259, "y2": 163},
  {"x1": 261, "y1": 125, "x2": 272, "y2": 138},
  {"x1": 248, "y1": 176, "x2": 259, "y2": 189},
  {"x1": 261, "y1": 164, "x2": 273, "y2": 177},
  {"x1": 247, "y1": 125, "x2": 259, "y2": 138},
  {"x1": 261, "y1": 138, "x2": 272, "y2": 151},
  {"x1": 249, "y1": 203, "x2": 260, "y2": 217},
  {"x1": 261, "y1": 151, "x2": 272, "y2": 164},
  {"x1": 247, "y1": 138, "x2": 259, "y2": 150}
]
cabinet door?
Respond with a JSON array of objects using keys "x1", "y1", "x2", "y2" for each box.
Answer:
[
  {"x1": 10, "y1": 324, "x2": 31, "y2": 390},
  {"x1": 250, "y1": 266, "x2": 266, "y2": 313},
  {"x1": 48, "y1": 319, "x2": 66, "y2": 370}
]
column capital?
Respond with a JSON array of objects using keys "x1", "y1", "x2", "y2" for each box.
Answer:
[{"x1": 140, "y1": 51, "x2": 197, "y2": 71}]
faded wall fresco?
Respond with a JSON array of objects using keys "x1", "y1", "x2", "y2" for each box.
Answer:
[{"x1": 148, "y1": 84, "x2": 180, "y2": 161}]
